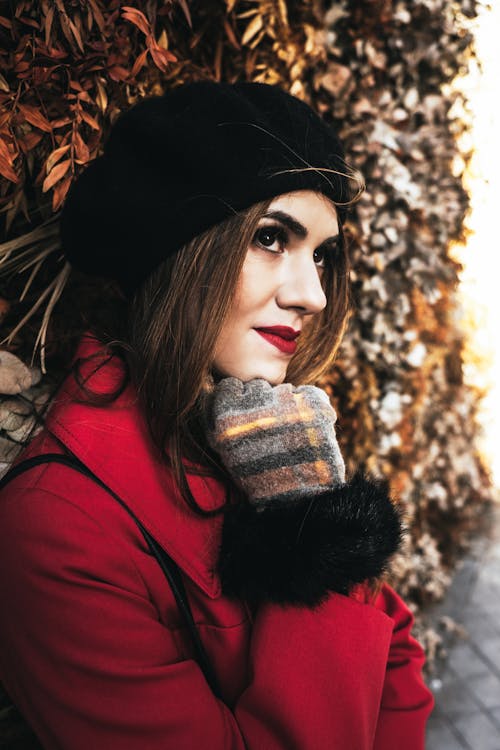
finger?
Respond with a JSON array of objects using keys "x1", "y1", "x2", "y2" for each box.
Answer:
[
  {"x1": 298, "y1": 386, "x2": 337, "y2": 422},
  {"x1": 241, "y1": 378, "x2": 275, "y2": 408}
]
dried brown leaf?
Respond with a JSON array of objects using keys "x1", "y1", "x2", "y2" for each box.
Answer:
[
  {"x1": 131, "y1": 49, "x2": 148, "y2": 79},
  {"x1": 76, "y1": 90, "x2": 93, "y2": 105},
  {"x1": 42, "y1": 158, "x2": 71, "y2": 192},
  {"x1": 35, "y1": 263, "x2": 72, "y2": 373},
  {"x1": 52, "y1": 173, "x2": 72, "y2": 211},
  {"x1": 73, "y1": 131, "x2": 89, "y2": 163},
  {"x1": 214, "y1": 38, "x2": 223, "y2": 81},
  {"x1": 148, "y1": 42, "x2": 176, "y2": 71},
  {"x1": 95, "y1": 79, "x2": 108, "y2": 113},
  {"x1": 122, "y1": 7, "x2": 151, "y2": 36},
  {"x1": 0, "y1": 156, "x2": 19, "y2": 184},
  {"x1": 241, "y1": 14, "x2": 263, "y2": 45},
  {"x1": 248, "y1": 27, "x2": 266, "y2": 49},
  {"x1": 46, "y1": 144, "x2": 71, "y2": 173},
  {"x1": 19, "y1": 104, "x2": 52, "y2": 133},
  {"x1": 0, "y1": 139, "x2": 19, "y2": 183},
  {"x1": 87, "y1": 0, "x2": 106, "y2": 34},
  {"x1": 80, "y1": 109, "x2": 100, "y2": 130},
  {"x1": 2, "y1": 274, "x2": 57, "y2": 359},
  {"x1": 223, "y1": 18, "x2": 240, "y2": 49},
  {"x1": 4, "y1": 189, "x2": 28, "y2": 233},
  {"x1": 107, "y1": 66, "x2": 130, "y2": 83},
  {"x1": 176, "y1": 0, "x2": 192, "y2": 28},
  {"x1": 18, "y1": 16, "x2": 40, "y2": 30},
  {"x1": 51, "y1": 118, "x2": 72, "y2": 130},
  {"x1": 157, "y1": 29, "x2": 169, "y2": 50},
  {"x1": 19, "y1": 256, "x2": 45, "y2": 302},
  {"x1": 68, "y1": 15, "x2": 85, "y2": 54},
  {"x1": 236, "y1": 9, "x2": 259, "y2": 19},
  {"x1": 13, "y1": 61, "x2": 30, "y2": 74},
  {"x1": 54, "y1": 0, "x2": 79, "y2": 53},
  {"x1": 18, "y1": 131, "x2": 44, "y2": 154},
  {"x1": 44, "y1": 5, "x2": 55, "y2": 47},
  {"x1": 277, "y1": 0, "x2": 288, "y2": 27}
]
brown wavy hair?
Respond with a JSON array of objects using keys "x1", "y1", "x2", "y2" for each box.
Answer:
[{"x1": 69, "y1": 193, "x2": 354, "y2": 515}]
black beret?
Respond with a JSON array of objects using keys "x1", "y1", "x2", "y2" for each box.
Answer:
[{"x1": 60, "y1": 80, "x2": 355, "y2": 297}]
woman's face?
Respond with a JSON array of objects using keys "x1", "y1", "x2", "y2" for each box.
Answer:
[{"x1": 212, "y1": 190, "x2": 340, "y2": 385}]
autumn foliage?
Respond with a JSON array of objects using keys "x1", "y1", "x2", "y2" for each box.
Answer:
[
  {"x1": 0, "y1": 0, "x2": 494, "y2": 663},
  {"x1": 0, "y1": 1, "x2": 192, "y2": 232}
]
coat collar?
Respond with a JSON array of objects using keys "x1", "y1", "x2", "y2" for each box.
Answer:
[{"x1": 46, "y1": 334, "x2": 226, "y2": 599}]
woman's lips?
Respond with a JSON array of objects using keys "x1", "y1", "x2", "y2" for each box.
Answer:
[{"x1": 254, "y1": 329, "x2": 298, "y2": 355}]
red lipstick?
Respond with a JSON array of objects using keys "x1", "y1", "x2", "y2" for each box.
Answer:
[{"x1": 254, "y1": 326, "x2": 301, "y2": 355}]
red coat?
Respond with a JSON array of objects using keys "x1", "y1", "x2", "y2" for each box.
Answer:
[{"x1": 0, "y1": 335, "x2": 433, "y2": 749}]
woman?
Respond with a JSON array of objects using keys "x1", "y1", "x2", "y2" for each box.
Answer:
[{"x1": 0, "y1": 81, "x2": 433, "y2": 749}]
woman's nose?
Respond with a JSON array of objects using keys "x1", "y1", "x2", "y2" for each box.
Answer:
[{"x1": 276, "y1": 252, "x2": 327, "y2": 314}]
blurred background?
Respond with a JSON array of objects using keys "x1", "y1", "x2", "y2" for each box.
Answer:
[{"x1": 0, "y1": 1, "x2": 499, "y2": 746}]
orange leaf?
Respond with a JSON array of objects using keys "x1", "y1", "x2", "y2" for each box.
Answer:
[
  {"x1": 76, "y1": 90, "x2": 94, "y2": 104},
  {"x1": 88, "y1": 0, "x2": 106, "y2": 33},
  {"x1": 148, "y1": 42, "x2": 176, "y2": 71},
  {"x1": 0, "y1": 139, "x2": 19, "y2": 182},
  {"x1": 18, "y1": 130, "x2": 44, "y2": 153},
  {"x1": 51, "y1": 117, "x2": 72, "y2": 128},
  {"x1": 13, "y1": 61, "x2": 30, "y2": 73},
  {"x1": 131, "y1": 49, "x2": 148, "y2": 79},
  {"x1": 46, "y1": 144, "x2": 71, "y2": 172},
  {"x1": 108, "y1": 65, "x2": 130, "y2": 82},
  {"x1": 121, "y1": 7, "x2": 151, "y2": 36},
  {"x1": 148, "y1": 44, "x2": 168, "y2": 72},
  {"x1": 241, "y1": 14, "x2": 263, "y2": 45},
  {"x1": 223, "y1": 17, "x2": 240, "y2": 49},
  {"x1": 44, "y1": 4, "x2": 54, "y2": 47},
  {"x1": 95, "y1": 79, "x2": 108, "y2": 113},
  {"x1": 52, "y1": 173, "x2": 72, "y2": 211},
  {"x1": 0, "y1": 137, "x2": 17, "y2": 165},
  {"x1": 73, "y1": 131, "x2": 89, "y2": 163},
  {"x1": 80, "y1": 109, "x2": 100, "y2": 130},
  {"x1": 68, "y1": 16, "x2": 85, "y2": 53},
  {"x1": 42, "y1": 158, "x2": 71, "y2": 192},
  {"x1": 55, "y1": 2, "x2": 78, "y2": 52},
  {"x1": 0, "y1": 157, "x2": 18, "y2": 183},
  {"x1": 19, "y1": 16, "x2": 40, "y2": 29},
  {"x1": 19, "y1": 104, "x2": 52, "y2": 132}
]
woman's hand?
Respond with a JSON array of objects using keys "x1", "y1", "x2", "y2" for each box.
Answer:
[
  {"x1": 204, "y1": 377, "x2": 402, "y2": 606},
  {"x1": 205, "y1": 377, "x2": 345, "y2": 505}
]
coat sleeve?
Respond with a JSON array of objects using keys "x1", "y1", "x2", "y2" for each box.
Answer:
[
  {"x1": 0, "y1": 487, "x2": 397, "y2": 750},
  {"x1": 371, "y1": 583, "x2": 435, "y2": 750}
]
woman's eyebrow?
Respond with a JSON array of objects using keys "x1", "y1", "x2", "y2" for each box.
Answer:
[{"x1": 263, "y1": 210, "x2": 340, "y2": 245}]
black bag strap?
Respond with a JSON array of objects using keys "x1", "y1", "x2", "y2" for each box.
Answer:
[{"x1": 0, "y1": 452, "x2": 222, "y2": 700}]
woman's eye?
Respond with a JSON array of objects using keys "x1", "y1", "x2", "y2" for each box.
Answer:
[
  {"x1": 253, "y1": 226, "x2": 287, "y2": 253},
  {"x1": 313, "y1": 247, "x2": 326, "y2": 268}
]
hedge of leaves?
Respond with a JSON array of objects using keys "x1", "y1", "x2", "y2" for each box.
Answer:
[{"x1": 0, "y1": 0, "x2": 495, "y2": 666}]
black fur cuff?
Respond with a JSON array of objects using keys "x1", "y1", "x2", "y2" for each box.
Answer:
[{"x1": 218, "y1": 471, "x2": 403, "y2": 607}]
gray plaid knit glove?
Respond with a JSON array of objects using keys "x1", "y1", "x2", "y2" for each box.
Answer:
[
  {"x1": 204, "y1": 377, "x2": 402, "y2": 606},
  {"x1": 205, "y1": 377, "x2": 345, "y2": 505}
]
